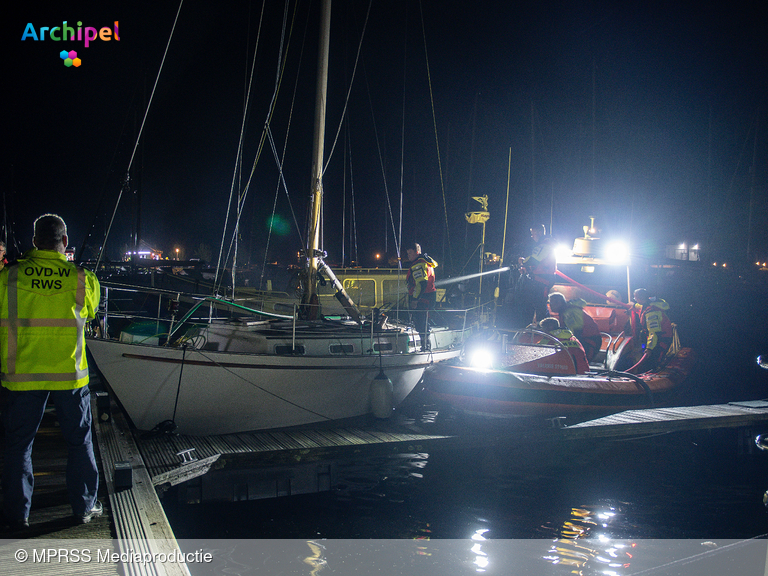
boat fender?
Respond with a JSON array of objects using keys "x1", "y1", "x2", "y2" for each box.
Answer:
[
  {"x1": 606, "y1": 333, "x2": 641, "y2": 371},
  {"x1": 371, "y1": 370, "x2": 394, "y2": 418}
]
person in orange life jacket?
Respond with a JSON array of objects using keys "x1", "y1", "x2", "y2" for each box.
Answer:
[
  {"x1": 517, "y1": 224, "x2": 556, "y2": 325},
  {"x1": 406, "y1": 242, "x2": 437, "y2": 351},
  {"x1": 626, "y1": 288, "x2": 673, "y2": 373},
  {"x1": 1, "y1": 214, "x2": 102, "y2": 530},
  {"x1": 538, "y1": 317, "x2": 590, "y2": 374},
  {"x1": 547, "y1": 292, "x2": 602, "y2": 362}
]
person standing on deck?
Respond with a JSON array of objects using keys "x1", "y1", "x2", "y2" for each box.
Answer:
[
  {"x1": 627, "y1": 288, "x2": 673, "y2": 373},
  {"x1": 406, "y1": 243, "x2": 437, "y2": 351},
  {"x1": 1, "y1": 214, "x2": 102, "y2": 530},
  {"x1": 547, "y1": 292, "x2": 602, "y2": 362},
  {"x1": 516, "y1": 224, "x2": 556, "y2": 325}
]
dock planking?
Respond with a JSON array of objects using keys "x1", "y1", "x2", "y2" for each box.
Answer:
[
  {"x1": 0, "y1": 405, "x2": 115, "y2": 542},
  {"x1": 136, "y1": 401, "x2": 768, "y2": 486},
  {"x1": 0, "y1": 390, "x2": 191, "y2": 576},
  {"x1": 563, "y1": 401, "x2": 768, "y2": 439}
]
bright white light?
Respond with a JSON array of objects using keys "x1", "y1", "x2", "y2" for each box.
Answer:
[
  {"x1": 605, "y1": 241, "x2": 629, "y2": 263},
  {"x1": 692, "y1": 244, "x2": 699, "y2": 250},
  {"x1": 468, "y1": 349, "x2": 495, "y2": 369},
  {"x1": 678, "y1": 243, "x2": 686, "y2": 249},
  {"x1": 555, "y1": 244, "x2": 572, "y2": 262},
  {"x1": 472, "y1": 528, "x2": 489, "y2": 541}
]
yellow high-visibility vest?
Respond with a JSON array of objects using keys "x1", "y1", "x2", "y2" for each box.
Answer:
[{"x1": 1, "y1": 249, "x2": 100, "y2": 391}]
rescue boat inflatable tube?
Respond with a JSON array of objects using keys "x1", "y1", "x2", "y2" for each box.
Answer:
[{"x1": 371, "y1": 371, "x2": 394, "y2": 418}]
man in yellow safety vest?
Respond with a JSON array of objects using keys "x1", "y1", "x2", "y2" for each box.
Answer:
[{"x1": 1, "y1": 214, "x2": 102, "y2": 530}]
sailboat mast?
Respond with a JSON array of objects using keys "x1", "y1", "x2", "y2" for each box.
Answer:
[{"x1": 302, "y1": 0, "x2": 332, "y2": 317}]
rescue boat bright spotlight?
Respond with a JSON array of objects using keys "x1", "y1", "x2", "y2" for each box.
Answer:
[
  {"x1": 605, "y1": 241, "x2": 630, "y2": 263},
  {"x1": 433, "y1": 267, "x2": 510, "y2": 288}
]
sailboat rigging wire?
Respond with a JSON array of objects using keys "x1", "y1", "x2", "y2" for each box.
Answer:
[
  {"x1": 394, "y1": 5, "x2": 409, "y2": 320},
  {"x1": 500, "y1": 148, "x2": 512, "y2": 266},
  {"x1": 266, "y1": 125, "x2": 304, "y2": 244},
  {"x1": 77, "y1": 82, "x2": 141, "y2": 265},
  {"x1": 398, "y1": 4, "x2": 408, "y2": 268},
  {"x1": 363, "y1": 62, "x2": 400, "y2": 259},
  {"x1": 97, "y1": 0, "x2": 185, "y2": 269},
  {"x1": 418, "y1": 0, "x2": 452, "y2": 269},
  {"x1": 346, "y1": 127, "x2": 360, "y2": 265},
  {"x1": 216, "y1": 1, "x2": 306, "y2": 296},
  {"x1": 322, "y1": 0, "x2": 372, "y2": 174},
  {"x1": 214, "y1": 0, "x2": 271, "y2": 294},
  {"x1": 260, "y1": 9, "x2": 314, "y2": 289},
  {"x1": 186, "y1": 347, "x2": 365, "y2": 421}
]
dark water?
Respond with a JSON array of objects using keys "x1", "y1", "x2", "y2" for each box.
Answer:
[
  {"x1": 165, "y1": 409, "x2": 768, "y2": 541},
  {"x1": 163, "y1": 273, "x2": 768, "y2": 574},
  {"x1": 163, "y1": 371, "x2": 768, "y2": 574}
]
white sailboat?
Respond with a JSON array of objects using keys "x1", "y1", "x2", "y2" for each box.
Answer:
[{"x1": 86, "y1": 0, "x2": 468, "y2": 436}]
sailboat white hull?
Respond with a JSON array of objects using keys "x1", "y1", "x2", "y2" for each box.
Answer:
[{"x1": 87, "y1": 326, "x2": 462, "y2": 435}]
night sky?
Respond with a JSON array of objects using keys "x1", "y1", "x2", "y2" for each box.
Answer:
[{"x1": 6, "y1": 0, "x2": 767, "y2": 274}]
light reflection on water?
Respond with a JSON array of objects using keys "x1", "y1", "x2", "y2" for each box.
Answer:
[{"x1": 166, "y1": 417, "x2": 768, "y2": 575}]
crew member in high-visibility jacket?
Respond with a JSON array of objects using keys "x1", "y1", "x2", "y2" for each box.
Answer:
[
  {"x1": 547, "y1": 292, "x2": 602, "y2": 362},
  {"x1": 1, "y1": 214, "x2": 102, "y2": 530},
  {"x1": 406, "y1": 242, "x2": 437, "y2": 351},
  {"x1": 538, "y1": 317, "x2": 589, "y2": 374},
  {"x1": 627, "y1": 288, "x2": 673, "y2": 373}
]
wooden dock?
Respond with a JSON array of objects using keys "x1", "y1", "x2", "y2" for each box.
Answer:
[
  {"x1": 0, "y1": 391, "x2": 190, "y2": 576},
  {"x1": 134, "y1": 399, "x2": 768, "y2": 503},
  {"x1": 3, "y1": 382, "x2": 767, "y2": 572}
]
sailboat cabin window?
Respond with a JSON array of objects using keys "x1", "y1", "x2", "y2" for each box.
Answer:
[
  {"x1": 373, "y1": 342, "x2": 393, "y2": 352},
  {"x1": 343, "y1": 279, "x2": 376, "y2": 307},
  {"x1": 274, "y1": 344, "x2": 305, "y2": 355},
  {"x1": 382, "y1": 280, "x2": 407, "y2": 304},
  {"x1": 330, "y1": 344, "x2": 354, "y2": 354}
]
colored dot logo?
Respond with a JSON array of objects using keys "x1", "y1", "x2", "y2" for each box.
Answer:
[{"x1": 59, "y1": 50, "x2": 81, "y2": 67}]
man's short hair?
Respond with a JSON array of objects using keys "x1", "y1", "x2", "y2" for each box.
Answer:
[
  {"x1": 409, "y1": 242, "x2": 421, "y2": 254},
  {"x1": 633, "y1": 288, "x2": 649, "y2": 301},
  {"x1": 33, "y1": 214, "x2": 67, "y2": 250},
  {"x1": 548, "y1": 292, "x2": 566, "y2": 306},
  {"x1": 539, "y1": 317, "x2": 560, "y2": 332}
]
